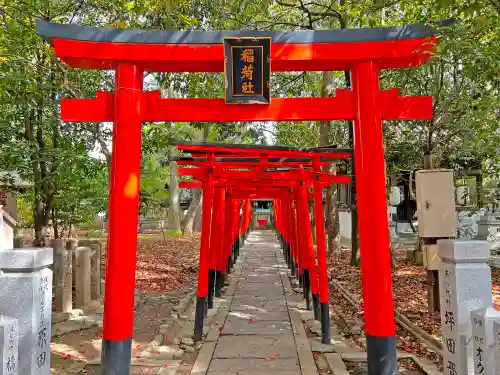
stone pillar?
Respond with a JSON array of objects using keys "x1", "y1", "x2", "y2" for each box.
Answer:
[
  {"x1": 438, "y1": 239, "x2": 493, "y2": 375},
  {"x1": 0, "y1": 316, "x2": 18, "y2": 375},
  {"x1": 492, "y1": 321, "x2": 500, "y2": 375},
  {"x1": 52, "y1": 239, "x2": 72, "y2": 313},
  {"x1": 79, "y1": 240, "x2": 101, "y2": 300},
  {"x1": 471, "y1": 308, "x2": 500, "y2": 375},
  {"x1": 74, "y1": 247, "x2": 91, "y2": 309},
  {"x1": 74, "y1": 247, "x2": 91, "y2": 308},
  {"x1": 0, "y1": 248, "x2": 53, "y2": 375},
  {"x1": 67, "y1": 238, "x2": 78, "y2": 288}
]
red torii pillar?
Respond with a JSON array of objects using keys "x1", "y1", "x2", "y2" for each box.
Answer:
[
  {"x1": 312, "y1": 157, "x2": 331, "y2": 344},
  {"x1": 215, "y1": 189, "x2": 227, "y2": 298},
  {"x1": 352, "y1": 61, "x2": 396, "y2": 373},
  {"x1": 194, "y1": 154, "x2": 215, "y2": 341}
]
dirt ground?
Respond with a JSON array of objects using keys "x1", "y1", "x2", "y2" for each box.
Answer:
[
  {"x1": 50, "y1": 233, "x2": 200, "y2": 374},
  {"x1": 51, "y1": 291, "x2": 186, "y2": 374}
]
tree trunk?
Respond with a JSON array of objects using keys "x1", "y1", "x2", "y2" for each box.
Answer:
[
  {"x1": 193, "y1": 194, "x2": 203, "y2": 233},
  {"x1": 182, "y1": 189, "x2": 202, "y2": 239},
  {"x1": 325, "y1": 166, "x2": 341, "y2": 257},
  {"x1": 423, "y1": 151, "x2": 433, "y2": 169},
  {"x1": 319, "y1": 71, "x2": 341, "y2": 256},
  {"x1": 52, "y1": 208, "x2": 59, "y2": 240},
  {"x1": 168, "y1": 161, "x2": 182, "y2": 234}
]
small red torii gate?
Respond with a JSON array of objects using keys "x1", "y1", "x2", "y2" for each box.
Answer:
[{"x1": 37, "y1": 19, "x2": 437, "y2": 375}]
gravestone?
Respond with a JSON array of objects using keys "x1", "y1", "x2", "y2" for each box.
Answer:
[
  {"x1": 0, "y1": 248, "x2": 53, "y2": 375},
  {"x1": 0, "y1": 316, "x2": 18, "y2": 375},
  {"x1": 471, "y1": 307, "x2": 500, "y2": 375},
  {"x1": 438, "y1": 239, "x2": 493, "y2": 375}
]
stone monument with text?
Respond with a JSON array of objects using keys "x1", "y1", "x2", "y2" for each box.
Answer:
[
  {"x1": 0, "y1": 248, "x2": 53, "y2": 375},
  {"x1": 438, "y1": 239, "x2": 493, "y2": 375}
]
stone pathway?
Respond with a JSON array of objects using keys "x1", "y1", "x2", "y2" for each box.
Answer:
[{"x1": 192, "y1": 230, "x2": 318, "y2": 375}]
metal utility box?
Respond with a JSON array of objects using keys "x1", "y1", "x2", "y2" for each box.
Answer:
[
  {"x1": 423, "y1": 244, "x2": 440, "y2": 270},
  {"x1": 416, "y1": 169, "x2": 456, "y2": 238}
]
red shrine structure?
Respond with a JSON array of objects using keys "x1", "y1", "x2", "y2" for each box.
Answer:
[
  {"x1": 174, "y1": 142, "x2": 352, "y2": 344},
  {"x1": 37, "y1": 20, "x2": 437, "y2": 375}
]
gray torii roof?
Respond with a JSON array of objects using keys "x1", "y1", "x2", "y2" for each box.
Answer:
[{"x1": 37, "y1": 20, "x2": 435, "y2": 45}]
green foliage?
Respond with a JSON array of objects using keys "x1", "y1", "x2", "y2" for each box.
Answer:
[
  {"x1": 140, "y1": 153, "x2": 170, "y2": 216},
  {"x1": 0, "y1": 0, "x2": 498, "y2": 240}
]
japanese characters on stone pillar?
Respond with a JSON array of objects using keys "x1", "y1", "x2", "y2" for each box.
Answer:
[
  {"x1": 0, "y1": 248, "x2": 53, "y2": 375},
  {"x1": 471, "y1": 308, "x2": 500, "y2": 375},
  {"x1": 0, "y1": 316, "x2": 18, "y2": 375},
  {"x1": 438, "y1": 239, "x2": 493, "y2": 375}
]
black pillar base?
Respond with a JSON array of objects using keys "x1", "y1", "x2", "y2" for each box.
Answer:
[
  {"x1": 208, "y1": 270, "x2": 216, "y2": 309},
  {"x1": 312, "y1": 294, "x2": 321, "y2": 321},
  {"x1": 320, "y1": 302, "x2": 331, "y2": 344},
  {"x1": 232, "y1": 244, "x2": 236, "y2": 267},
  {"x1": 366, "y1": 335, "x2": 397, "y2": 375},
  {"x1": 194, "y1": 296, "x2": 206, "y2": 341},
  {"x1": 227, "y1": 256, "x2": 232, "y2": 274},
  {"x1": 101, "y1": 338, "x2": 132, "y2": 375},
  {"x1": 291, "y1": 260, "x2": 297, "y2": 277},
  {"x1": 303, "y1": 270, "x2": 312, "y2": 310},
  {"x1": 298, "y1": 272, "x2": 303, "y2": 288},
  {"x1": 215, "y1": 270, "x2": 223, "y2": 297}
]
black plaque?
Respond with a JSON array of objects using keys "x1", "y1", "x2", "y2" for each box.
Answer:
[{"x1": 224, "y1": 38, "x2": 271, "y2": 104}]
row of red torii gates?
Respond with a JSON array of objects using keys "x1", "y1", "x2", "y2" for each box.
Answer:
[
  {"x1": 174, "y1": 142, "x2": 352, "y2": 345},
  {"x1": 37, "y1": 19, "x2": 437, "y2": 375}
]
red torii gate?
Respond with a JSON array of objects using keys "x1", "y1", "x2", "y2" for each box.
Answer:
[
  {"x1": 175, "y1": 142, "x2": 351, "y2": 345},
  {"x1": 37, "y1": 19, "x2": 436, "y2": 375}
]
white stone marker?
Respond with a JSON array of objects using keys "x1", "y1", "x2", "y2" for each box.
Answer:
[
  {"x1": 438, "y1": 239, "x2": 493, "y2": 375},
  {"x1": 0, "y1": 248, "x2": 53, "y2": 375},
  {"x1": 471, "y1": 308, "x2": 500, "y2": 375},
  {"x1": 0, "y1": 316, "x2": 18, "y2": 375}
]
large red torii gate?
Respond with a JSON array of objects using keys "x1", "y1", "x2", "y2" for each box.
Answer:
[{"x1": 37, "y1": 20, "x2": 436, "y2": 375}]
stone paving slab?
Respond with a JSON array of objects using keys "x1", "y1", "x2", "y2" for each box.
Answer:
[
  {"x1": 231, "y1": 298, "x2": 288, "y2": 311},
  {"x1": 207, "y1": 358, "x2": 301, "y2": 375},
  {"x1": 227, "y1": 309, "x2": 291, "y2": 321},
  {"x1": 222, "y1": 315, "x2": 292, "y2": 335},
  {"x1": 213, "y1": 334, "x2": 297, "y2": 359},
  {"x1": 237, "y1": 281, "x2": 282, "y2": 289},
  {"x1": 235, "y1": 285, "x2": 283, "y2": 295},
  {"x1": 241, "y1": 271, "x2": 282, "y2": 279},
  {"x1": 235, "y1": 275, "x2": 283, "y2": 283}
]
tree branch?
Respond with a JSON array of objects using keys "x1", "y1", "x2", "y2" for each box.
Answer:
[{"x1": 487, "y1": 0, "x2": 500, "y2": 15}]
